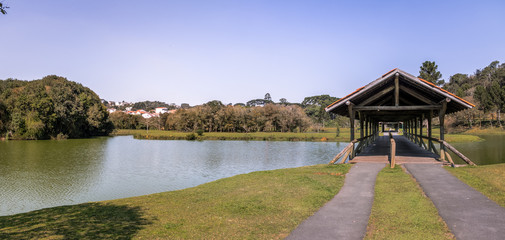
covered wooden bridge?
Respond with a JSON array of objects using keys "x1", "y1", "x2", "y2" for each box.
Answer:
[{"x1": 325, "y1": 68, "x2": 476, "y2": 166}]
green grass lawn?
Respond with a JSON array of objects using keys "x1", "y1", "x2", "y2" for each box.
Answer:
[
  {"x1": 113, "y1": 129, "x2": 356, "y2": 142},
  {"x1": 463, "y1": 127, "x2": 505, "y2": 135},
  {"x1": 113, "y1": 128, "x2": 483, "y2": 143},
  {"x1": 365, "y1": 167, "x2": 454, "y2": 240},
  {"x1": 446, "y1": 163, "x2": 505, "y2": 208},
  {"x1": 0, "y1": 164, "x2": 351, "y2": 239}
]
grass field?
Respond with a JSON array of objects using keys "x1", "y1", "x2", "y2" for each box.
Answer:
[
  {"x1": 113, "y1": 128, "x2": 355, "y2": 142},
  {"x1": 113, "y1": 128, "x2": 483, "y2": 143},
  {"x1": 462, "y1": 127, "x2": 505, "y2": 135},
  {"x1": 446, "y1": 163, "x2": 505, "y2": 208},
  {"x1": 5, "y1": 163, "x2": 504, "y2": 239},
  {"x1": 365, "y1": 167, "x2": 454, "y2": 240},
  {"x1": 0, "y1": 164, "x2": 351, "y2": 239}
]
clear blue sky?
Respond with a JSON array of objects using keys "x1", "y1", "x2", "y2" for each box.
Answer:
[{"x1": 1, "y1": 0, "x2": 505, "y2": 105}]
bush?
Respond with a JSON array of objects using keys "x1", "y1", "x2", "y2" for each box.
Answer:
[
  {"x1": 185, "y1": 133, "x2": 197, "y2": 140},
  {"x1": 196, "y1": 129, "x2": 204, "y2": 136}
]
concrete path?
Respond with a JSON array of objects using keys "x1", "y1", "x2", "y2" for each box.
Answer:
[
  {"x1": 404, "y1": 164, "x2": 505, "y2": 240},
  {"x1": 286, "y1": 163, "x2": 385, "y2": 240}
]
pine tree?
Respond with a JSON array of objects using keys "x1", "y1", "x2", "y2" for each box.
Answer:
[{"x1": 418, "y1": 61, "x2": 444, "y2": 86}]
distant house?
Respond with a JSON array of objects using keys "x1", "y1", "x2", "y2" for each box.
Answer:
[
  {"x1": 142, "y1": 113, "x2": 153, "y2": 119},
  {"x1": 155, "y1": 107, "x2": 169, "y2": 114},
  {"x1": 135, "y1": 110, "x2": 147, "y2": 115},
  {"x1": 107, "y1": 108, "x2": 117, "y2": 113}
]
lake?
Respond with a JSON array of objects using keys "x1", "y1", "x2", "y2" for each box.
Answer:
[
  {"x1": 449, "y1": 135, "x2": 505, "y2": 165},
  {"x1": 2, "y1": 135, "x2": 504, "y2": 216},
  {"x1": 0, "y1": 136, "x2": 345, "y2": 216}
]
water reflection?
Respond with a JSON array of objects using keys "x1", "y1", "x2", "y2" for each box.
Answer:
[
  {"x1": 0, "y1": 138, "x2": 107, "y2": 216},
  {"x1": 0, "y1": 136, "x2": 342, "y2": 216},
  {"x1": 450, "y1": 135, "x2": 505, "y2": 165}
]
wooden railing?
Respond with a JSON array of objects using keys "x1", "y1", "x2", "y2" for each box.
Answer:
[
  {"x1": 329, "y1": 133, "x2": 378, "y2": 164},
  {"x1": 403, "y1": 132, "x2": 476, "y2": 166}
]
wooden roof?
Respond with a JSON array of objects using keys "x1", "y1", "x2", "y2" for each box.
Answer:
[{"x1": 325, "y1": 68, "x2": 474, "y2": 121}]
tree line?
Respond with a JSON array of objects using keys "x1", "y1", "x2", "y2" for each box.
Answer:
[
  {"x1": 107, "y1": 94, "x2": 342, "y2": 132},
  {"x1": 422, "y1": 60, "x2": 505, "y2": 130},
  {"x1": 164, "y1": 101, "x2": 311, "y2": 132},
  {"x1": 0, "y1": 76, "x2": 113, "y2": 139}
]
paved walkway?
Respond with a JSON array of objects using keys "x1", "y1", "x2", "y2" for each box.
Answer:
[
  {"x1": 286, "y1": 163, "x2": 385, "y2": 240},
  {"x1": 405, "y1": 164, "x2": 505, "y2": 240}
]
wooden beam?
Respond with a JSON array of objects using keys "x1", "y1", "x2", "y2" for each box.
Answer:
[
  {"x1": 395, "y1": 73, "x2": 399, "y2": 106},
  {"x1": 442, "y1": 141, "x2": 476, "y2": 166},
  {"x1": 400, "y1": 85, "x2": 437, "y2": 105},
  {"x1": 375, "y1": 95, "x2": 393, "y2": 106},
  {"x1": 399, "y1": 96, "x2": 416, "y2": 106},
  {"x1": 353, "y1": 105, "x2": 442, "y2": 111},
  {"x1": 358, "y1": 85, "x2": 395, "y2": 106}
]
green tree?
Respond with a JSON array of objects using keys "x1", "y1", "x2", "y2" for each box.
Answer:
[
  {"x1": 0, "y1": 2, "x2": 8, "y2": 14},
  {"x1": 301, "y1": 95, "x2": 339, "y2": 127},
  {"x1": 418, "y1": 61, "x2": 444, "y2": 86},
  {"x1": 264, "y1": 93, "x2": 272, "y2": 101},
  {"x1": 0, "y1": 75, "x2": 112, "y2": 139}
]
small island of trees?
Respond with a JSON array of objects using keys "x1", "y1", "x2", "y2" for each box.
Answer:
[{"x1": 0, "y1": 75, "x2": 113, "y2": 139}]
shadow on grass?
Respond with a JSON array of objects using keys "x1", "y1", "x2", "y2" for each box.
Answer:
[{"x1": 0, "y1": 203, "x2": 150, "y2": 239}]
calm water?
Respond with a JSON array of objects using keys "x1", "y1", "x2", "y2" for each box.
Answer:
[
  {"x1": 0, "y1": 136, "x2": 345, "y2": 216},
  {"x1": 450, "y1": 135, "x2": 505, "y2": 165}
]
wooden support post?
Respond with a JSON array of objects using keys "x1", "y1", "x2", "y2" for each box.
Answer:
[
  {"x1": 365, "y1": 116, "x2": 369, "y2": 138},
  {"x1": 342, "y1": 146, "x2": 352, "y2": 164},
  {"x1": 359, "y1": 112, "x2": 364, "y2": 139},
  {"x1": 414, "y1": 118, "x2": 418, "y2": 144},
  {"x1": 390, "y1": 138, "x2": 396, "y2": 168},
  {"x1": 407, "y1": 120, "x2": 412, "y2": 140},
  {"x1": 394, "y1": 73, "x2": 400, "y2": 106},
  {"x1": 445, "y1": 151, "x2": 455, "y2": 167},
  {"x1": 347, "y1": 101, "x2": 355, "y2": 159},
  {"x1": 439, "y1": 99, "x2": 448, "y2": 160},
  {"x1": 428, "y1": 110, "x2": 433, "y2": 152},
  {"x1": 419, "y1": 115, "x2": 423, "y2": 147},
  {"x1": 347, "y1": 101, "x2": 355, "y2": 143},
  {"x1": 407, "y1": 121, "x2": 410, "y2": 138}
]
